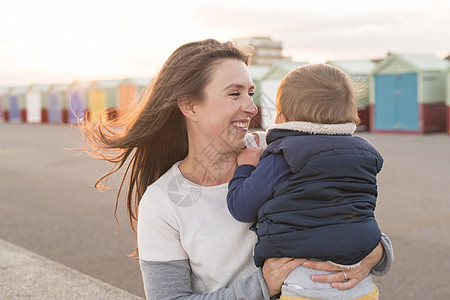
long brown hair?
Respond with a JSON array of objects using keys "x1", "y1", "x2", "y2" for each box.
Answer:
[{"x1": 81, "y1": 39, "x2": 251, "y2": 237}]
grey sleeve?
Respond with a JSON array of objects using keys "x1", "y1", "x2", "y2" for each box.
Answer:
[
  {"x1": 370, "y1": 233, "x2": 394, "y2": 276},
  {"x1": 140, "y1": 259, "x2": 270, "y2": 300}
]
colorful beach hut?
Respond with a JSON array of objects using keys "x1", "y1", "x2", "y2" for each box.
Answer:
[
  {"x1": 87, "y1": 79, "x2": 122, "y2": 122},
  {"x1": 259, "y1": 61, "x2": 308, "y2": 129},
  {"x1": 249, "y1": 66, "x2": 270, "y2": 128},
  {"x1": 326, "y1": 60, "x2": 376, "y2": 131},
  {"x1": 47, "y1": 84, "x2": 69, "y2": 123},
  {"x1": 446, "y1": 67, "x2": 450, "y2": 134},
  {"x1": 0, "y1": 87, "x2": 7, "y2": 122},
  {"x1": 8, "y1": 86, "x2": 28, "y2": 122},
  {"x1": 67, "y1": 81, "x2": 90, "y2": 124},
  {"x1": 370, "y1": 54, "x2": 449, "y2": 133},
  {"x1": 118, "y1": 78, "x2": 151, "y2": 115},
  {"x1": 26, "y1": 85, "x2": 49, "y2": 123}
]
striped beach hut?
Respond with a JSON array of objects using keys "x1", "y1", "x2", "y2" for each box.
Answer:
[
  {"x1": 259, "y1": 61, "x2": 308, "y2": 129},
  {"x1": 118, "y1": 78, "x2": 151, "y2": 116},
  {"x1": 67, "y1": 81, "x2": 90, "y2": 123},
  {"x1": 47, "y1": 84, "x2": 69, "y2": 123},
  {"x1": 370, "y1": 54, "x2": 449, "y2": 133},
  {"x1": 326, "y1": 60, "x2": 376, "y2": 131},
  {"x1": 8, "y1": 86, "x2": 28, "y2": 122},
  {"x1": 87, "y1": 79, "x2": 122, "y2": 122},
  {"x1": 249, "y1": 65, "x2": 270, "y2": 128},
  {"x1": 26, "y1": 84, "x2": 49, "y2": 123}
]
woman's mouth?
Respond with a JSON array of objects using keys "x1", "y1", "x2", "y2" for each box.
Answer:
[{"x1": 232, "y1": 120, "x2": 250, "y2": 131}]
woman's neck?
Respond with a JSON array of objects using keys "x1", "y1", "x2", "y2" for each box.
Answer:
[{"x1": 179, "y1": 151, "x2": 238, "y2": 186}]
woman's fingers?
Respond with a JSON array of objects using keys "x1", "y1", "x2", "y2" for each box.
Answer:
[
  {"x1": 302, "y1": 260, "x2": 341, "y2": 272},
  {"x1": 331, "y1": 278, "x2": 360, "y2": 290},
  {"x1": 311, "y1": 269, "x2": 348, "y2": 283}
]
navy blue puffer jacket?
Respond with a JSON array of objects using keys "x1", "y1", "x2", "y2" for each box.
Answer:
[{"x1": 253, "y1": 128, "x2": 383, "y2": 267}]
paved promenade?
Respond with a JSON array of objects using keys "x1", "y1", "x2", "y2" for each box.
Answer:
[
  {"x1": 1, "y1": 123, "x2": 450, "y2": 299},
  {"x1": 0, "y1": 238, "x2": 143, "y2": 299}
]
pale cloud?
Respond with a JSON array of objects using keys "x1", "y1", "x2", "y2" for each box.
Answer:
[{"x1": 0, "y1": 0, "x2": 449, "y2": 85}]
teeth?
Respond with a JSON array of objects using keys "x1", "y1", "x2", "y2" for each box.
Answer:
[{"x1": 233, "y1": 121, "x2": 249, "y2": 128}]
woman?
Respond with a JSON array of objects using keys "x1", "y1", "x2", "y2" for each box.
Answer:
[{"x1": 83, "y1": 39, "x2": 393, "y2": 299}]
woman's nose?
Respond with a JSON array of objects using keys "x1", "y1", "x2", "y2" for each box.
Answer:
[{"x1": 242, "y1": 95, "x2": 258, "y2": 117}]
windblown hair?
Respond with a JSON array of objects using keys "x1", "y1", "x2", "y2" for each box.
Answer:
[
  {"x1": 276, "y1": 63, "x2": 361, "y2": 124},
  {"x1": 81, "y1": 39, "x2": 251, "y2": 242}
]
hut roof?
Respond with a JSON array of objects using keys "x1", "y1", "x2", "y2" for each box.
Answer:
[
  {"x1": 27, "y1": 84, "x2": 50, "y2": 93},
  {"x1": 121, "y1": 78, "x2": 152, "y2": 87},
  {"x1": 48, "y1": 84, "x2": 69, "y2": 93},
  {"x1": 9, "y1": 86, "x2": 28, "y2": 95},
  {"x1": 373, "y1": 54, "x2": 450, "y2": 74},
  {"x1": 326, "y1": 60, "x2": 376, "y2": 75}
]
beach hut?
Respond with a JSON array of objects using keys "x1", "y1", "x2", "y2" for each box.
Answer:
[
  {"x1": 118, "y1": 78, "x2": 151, "y2": 115},
  {"x1": 259, "y1": 61, "x2": 308, "y2": 129},
  {"x1": 0, "y1": 87, "x2": 7, "y2": 122},
  {"x1": 67, "y1": 81, "x2": 90, "y2": 124},
  {"x1": 26, "y1": 84, "x2": 49, "y2": 123},
  {"x1": 370, "y1": 54, "x2": 449, "y2": 133},
  {"x1": 47, "y1": 84, "x2": 69, "y2": 123},
  {"x1": 249, "y1": 65, "x2": 270, "y2": 128},
  {"x1": 446, "y1": 67, "x2": 450, "y2": 134},
  {"x1": 326, "y1": 60, "x2": 376, "y2": 131},
  {"x1": 8, "y1": 86, "x2": 28, "y2": 122},
  {"x1": 87, "y1": 79, "x2": 122, "y2": 122}
]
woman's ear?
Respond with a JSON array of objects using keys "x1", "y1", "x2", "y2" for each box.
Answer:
[{"x1": 178, "y1": 97, "x2": 197, "y2": 121}]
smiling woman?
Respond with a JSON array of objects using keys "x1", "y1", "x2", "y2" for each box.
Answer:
[{"x1": 81, "y1": 39, "x2": 392, "y2": 300}]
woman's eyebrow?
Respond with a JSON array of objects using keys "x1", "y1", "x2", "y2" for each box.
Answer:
[{"x1": 223, "y1": 84, "x2": 256, "y2": 91}]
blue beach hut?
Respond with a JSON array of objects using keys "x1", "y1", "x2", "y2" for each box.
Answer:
[
  {"x1": 370, "y1": 54, "x2": 449, "y2": 133},
  {"x1": 8, "y1": 86, "x2": 27, "y2": 122},
  {"x1": 47, "y1": 84, "x2": 69, "y2": 123},
  {"x1": 67, "y1": 81, "x2": 90, "y2": 123}
]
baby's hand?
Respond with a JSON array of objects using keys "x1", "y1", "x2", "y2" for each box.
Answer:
[{"x1": 237, "y1": 147, "x2": 263, "y2": 166}]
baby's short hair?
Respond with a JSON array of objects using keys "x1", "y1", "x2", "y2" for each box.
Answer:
[{"x1": 276, "y1": 63, "x2": 360, "y2": 124}]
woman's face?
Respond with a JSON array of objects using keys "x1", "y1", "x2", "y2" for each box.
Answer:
[{"x1": 194, "y1": 58, "x2": 257, "y2": 154}]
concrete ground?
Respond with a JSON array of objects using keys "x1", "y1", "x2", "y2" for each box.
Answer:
[
  {"x1": 1, "y1": 123, "x2": 450, "y2": 299},
  {"x1": 0, "y1": 238, "x2": 143, "y2": 299}
]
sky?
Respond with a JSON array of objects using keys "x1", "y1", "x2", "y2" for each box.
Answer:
[{"x1": 1, "y1": 0, "x2": 449, "y2": 86}]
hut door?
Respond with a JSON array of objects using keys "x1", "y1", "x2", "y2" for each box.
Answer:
[
  {"x1": 375, "y1": 73, "x2": 418, "y2": 130},
  {"x1": 9, "y1": 96, "x2": 20, "y2": 121},
  {"x1": 48, "y1": 93, "x2": 62, "y2": 122},
  {"x1": 68, "y1": 92, "x2": 85, "y2": 123}
]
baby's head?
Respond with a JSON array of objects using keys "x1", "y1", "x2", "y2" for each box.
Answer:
[{"x1": 275, "y1": 63, "x2": 360, "y2": 125}]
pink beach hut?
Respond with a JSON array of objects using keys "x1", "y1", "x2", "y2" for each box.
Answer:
[{"x1": 118, "y1": 78, "x2": 151, "y2": 115}]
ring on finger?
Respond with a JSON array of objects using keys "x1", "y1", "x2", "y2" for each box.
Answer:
[{"x1": 341, "y1": 271, "x2": 348, "y2": 281}]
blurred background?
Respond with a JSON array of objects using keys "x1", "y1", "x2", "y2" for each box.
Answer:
[{"x1": 1, "y1": 0, "x2": 450, "y2": 299}]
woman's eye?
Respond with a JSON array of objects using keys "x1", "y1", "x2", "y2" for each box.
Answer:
[
  {"x1": 230, "y1": 92, "x2": 240, "y2": 97},
  {"x1": 249, "y1": 92, "x2": 255, "y2": 97}
]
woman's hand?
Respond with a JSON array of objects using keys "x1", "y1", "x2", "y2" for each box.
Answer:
[
  {"x1": 262, "y1": 257, "x2": 305, "y2": 297},
  {"x1": 302, "y1": 243, "x2": 384, "y2": 290}
]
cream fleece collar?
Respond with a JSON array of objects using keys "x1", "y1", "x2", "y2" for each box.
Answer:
[{"x1": 267, "y1": 121, "x2": 357, "y2": 135}]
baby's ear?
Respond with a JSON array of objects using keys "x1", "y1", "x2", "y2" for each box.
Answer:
[{"x1": 275, "y1": 111, "x2": 288, "y2": 124}]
